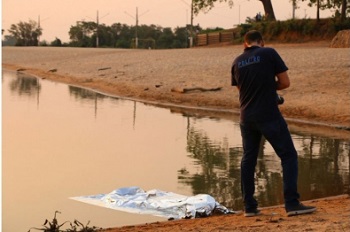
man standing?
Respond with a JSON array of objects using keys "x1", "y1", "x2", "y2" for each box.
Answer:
[{"x1": 231, "y1": 30, "x2": 316, "y2": 217}]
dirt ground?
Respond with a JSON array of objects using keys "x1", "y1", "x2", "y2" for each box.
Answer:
[
  {"x1": 2, "y1": 42, "x2": 350, "y2": 231},
  {"x1": 102, "y1": 195, "x2": 350, "y2": 232}
]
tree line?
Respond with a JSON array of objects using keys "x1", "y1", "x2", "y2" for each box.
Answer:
[
  {"x1": 67, "y1": 21, "x2": 201, "y2": 49},
  {"x1": 3, "y1": 0, "x2": 349, "y2": 47},
  {"x1": 3, "y1": 20, "x2": 203, "y2": 48}
]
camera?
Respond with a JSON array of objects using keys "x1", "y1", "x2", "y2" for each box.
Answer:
[{"x1": 277, "y1": 95, "x2": 284, "y2": 105}]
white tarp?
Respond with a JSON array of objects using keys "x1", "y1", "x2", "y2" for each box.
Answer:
[{"x1": 71, "y1": 186, "x2": 236, "y2": 220}]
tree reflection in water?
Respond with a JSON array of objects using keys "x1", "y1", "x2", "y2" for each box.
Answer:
[
  {"x1": 179, "y1": 117, "x2": 350, "y2": 211},
  {"x1": 9, "y1": 73, "x2": 41, "y2": 97},
  {"x1": 68, "y1": 86, "x2": 107, "y2": 118}
]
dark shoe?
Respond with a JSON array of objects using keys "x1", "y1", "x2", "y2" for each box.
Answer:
[
  {"x1": 244, "y1": 208, "x2": 261, "y2": 217},
  {"x1": 286, "y1": 203, "x2": 316, "y2": 216}
]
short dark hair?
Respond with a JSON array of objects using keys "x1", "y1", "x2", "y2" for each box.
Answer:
[{"x1": 244, "y1": 30, "x2": 263, "y2": 45}]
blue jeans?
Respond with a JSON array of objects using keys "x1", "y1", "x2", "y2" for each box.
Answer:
[{"x1": 240, "y1": 116, "x2": 300, "y2": 211}]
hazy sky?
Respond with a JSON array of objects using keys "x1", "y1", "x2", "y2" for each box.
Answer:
[{"x1": 2, "y1": 0, "x2": 333, "y2": 42}]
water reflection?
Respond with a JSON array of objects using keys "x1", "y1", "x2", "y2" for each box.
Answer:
[
  {"x1": 8, "y1": 72, "x2": 41, "y2": 97},
  {"x1": 3, "y1": 71, "x2": 350, "y2": 231},
  {"x1": 69, "y1": 86, "x2": 106, "y2": 101},
  {"x1": 68, "y1": 86, "x2": 107, "y2": 117},
  {"x1": 180, "y1": 120, "x2": 240, "y2": 208},
  {"x1": 179, "y1": 118, "x2": 350, "y2": 209},
  {"x1": 67, "y1": 86, "x2": 138, "y2": 125}
]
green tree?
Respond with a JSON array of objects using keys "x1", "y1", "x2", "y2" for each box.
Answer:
[
  {"x1": 50, "y1": 37, "x2": 62, "y2": 47},
  {"x1": 8, "y1": 20, "x2": 42, "y2": 46},
  {"x1": 137, "y1": 24, "x2": 155, "y2": 40},
  {"x1": 157, "y1": 27, "x2": 175, "y2": 48},
  {"x1": 2, "y1": 35, "x2": 17, "y2": 46},
  {"x1": 303, "y1": 0, "x2": 328, "y2": 21},
  {"x1": 301, "y1": 0, "x2": 350, "y2": 21},
  {"x1": 339, "y1": 0, "x2": 349, "y2": 21},
  {"x1": 96, "y1": 23, "x2": 115, "y2": 47},
  {"x1": 111, "y1": 23, "x2": 133, "y2": 48},
  {"x1": 322, "y1": 0, "x2": 349, "y2": 21},
  {"x1": 192, "y1": 0, "x2": 276, "y2": 21},
  {"x1": 326, "y1": 0, "x2": 349, "y2": 22},
  {"x1": 69, "y1": 21, "x2": 96, "y2": 47},
  {"x1": 173, "y1": 27, "x2": 189, "y2": 48}
]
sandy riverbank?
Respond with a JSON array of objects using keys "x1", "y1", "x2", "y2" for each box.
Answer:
[
  {"x1": 2, "y1": 43, "x2": 350, "y2": 231},
  {"x1": 101, "y1": 195, "x2": 350, "y2": 232}
]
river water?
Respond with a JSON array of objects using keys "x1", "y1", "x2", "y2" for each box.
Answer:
[{"x1": 2, "y1": 70, "x2": 349, "y2": 231}]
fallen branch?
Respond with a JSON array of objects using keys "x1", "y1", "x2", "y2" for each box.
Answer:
[
  {"x1": 98, "y1": 67, "x2": 111, "y2": 71},
  {"x1": 171, "y1": 87, "x2": 222, "y2": 93}
]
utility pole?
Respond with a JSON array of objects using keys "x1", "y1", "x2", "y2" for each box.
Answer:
[
  {"x1": 125, "y1": 7, "x2": 148, "y2": 49},
  {"x1": 135, "y1": 7, "x2": 139, "y2": 49},
  {"x1": 96, "y1": 10, "x2": 99, "y2": 47},
  {"x1": 94, "y1": 10, "x2": 109, "y2": 48},
  {"x1": 37, "y1": 15, "x2": 48, "y2": 45},
  {"x1": 190, "y1": 0, "x2": 194, "y2": 48},
  {"x1": 316, "y1": 0, "x2": 320, "y2": 21},
  {"x1": 38, "y1": 15, "x2": 41, "y2": 44},
  {"x1": 180, "y1": 0, "x2": 194, "y2": 47},
  {"x1": 292, "y1": 0, "x2": 296, "y2": 19}
]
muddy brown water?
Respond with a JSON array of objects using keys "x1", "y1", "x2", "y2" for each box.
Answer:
[{"x1": 2, "y1": 71, "x2": 349, "y2": 231}]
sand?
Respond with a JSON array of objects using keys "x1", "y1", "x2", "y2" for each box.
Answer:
[
  {"x1": 2, "y1": 43, "x2": 350, "y2": 231},
  {"x1": 102, "y1": 195, "x2": 350, "y2": 232}
]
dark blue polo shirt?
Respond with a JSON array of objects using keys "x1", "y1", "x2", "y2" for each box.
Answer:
[{"x1": 231, "y1": 46, "x2": 288, "y2": 122}]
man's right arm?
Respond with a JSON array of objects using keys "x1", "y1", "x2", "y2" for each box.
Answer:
[{"x1": 276, "y1": 71, "x2": 290, "y2": 90}]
